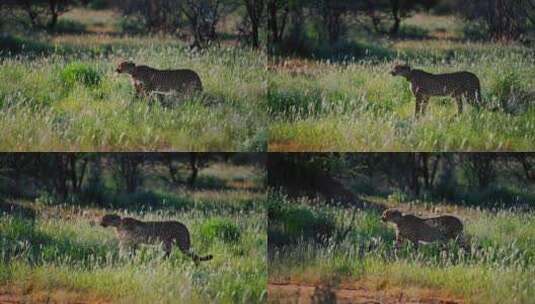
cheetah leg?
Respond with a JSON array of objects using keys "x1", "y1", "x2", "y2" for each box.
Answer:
[
  {"x1": 414, "y1": 95, "x2": 422, "y2": 118},
  {"x1": 148, "y1": 91, "x2": 164, "y2": 104},
  {"x1": 394, "y1": 233, "x2": 405, "y2": 249},
  {"x1": 455, "y1": 96, "x2": 463, "y2": 114},
  {"x1": 134, "y1": 83, "x2": 145, "y2": 99},
  {"x1": 162, "y1": 241, "x2": 173, "y2": 258},
  {"x1": 119, "y1": 241, "x2": 137, "y2": 258},
  {"x1": 420, "y1": 96, "x2": 430, "y2": 116}
]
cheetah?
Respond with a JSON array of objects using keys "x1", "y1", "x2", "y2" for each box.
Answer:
[
  {"x1": 100, "y1": 214, "x2": 212, "y2": 263},
  {"x1": 115, "y1": 61, "x2": 203, "y2": 101},
  {"x1": 390, "y1": 64, "x2": 483, "y2": 117},
  {"x1": 381, "y1": 209, "x2": 465, "y2": 249}
]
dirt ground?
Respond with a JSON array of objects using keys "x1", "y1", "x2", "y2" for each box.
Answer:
[{"x1": 268, "y1": 281, "x2": 465, "y2": 304}]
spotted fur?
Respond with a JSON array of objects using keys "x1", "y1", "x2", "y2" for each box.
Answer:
[
  {"x1": 100, "y1": 214, "x2": 212, "y2": 263},
  {"x1": 391, "y1": 64, "x2": 482, "y2": 117},
  {"x1": 381, "y1": 209, "x2": 464, "y2": 248},
  {"x1": 116, "y1": 61, "x2": 203, "y2": 99}
]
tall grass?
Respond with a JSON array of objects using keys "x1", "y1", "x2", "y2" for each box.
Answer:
[
  {"x1": 0, "y1": 164, "x2": 267, "y2": 303},
  {"x1": 0, "y1": 34, "x2": 267, "y2": 151},
  {"x1": 0, "y1": 199, "x2": 267, "y2": 303},
  {"x1": 269, "y1": 40, "x2": 535, "y2": 151},
  {"x1": 268, "y1": 195, "x2": 535, "y2": 303}
]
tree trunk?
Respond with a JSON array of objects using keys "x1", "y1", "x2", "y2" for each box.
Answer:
[
  {"x1": 187, "y1": 153, "x2": 198, "y2": 187},
  {"x1": 389, "y1": 0, "x2": 401, "y2": 35},
  {"x1": 268, "y1": 0, "x2": 279, "y2": 45},
  {"x1": 326, "y1": 10, "x2": 341, "y2": 44},
  {"x1": 47, "y1": 0, "x2": 59, "y2": 29}
]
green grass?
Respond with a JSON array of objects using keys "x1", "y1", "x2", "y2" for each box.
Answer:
[
  {"x1": 0, "y1": 197, "x2": 266, "y2": 303},
  {"x1": 0, "y1": 163, "x2": 267, "y2": 303},
  {"x1": 268, "y1": 195, "x2": 535, "y2": 303},
  {"x1": 0, "y1": 33, "x2": 267, "y2": 151},
  {"x1": 269, "y1": 36, "x2": 535, "y2": 151}
]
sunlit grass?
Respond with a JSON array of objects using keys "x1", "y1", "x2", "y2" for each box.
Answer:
[
  {"x1": 269, "y1": 41, "x2": 535, "y2": 151},
  {"x1": 0, "y1": 197, "x2": 267, "y2": 303},
  {"x1": 0, "y1": 34, "x2": 267, "y2": 151},
  {"x1": 269, "y1": 195, "x2": 535, "y2": 303}
]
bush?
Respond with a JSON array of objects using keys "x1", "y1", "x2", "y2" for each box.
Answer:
[
  {"x1": 490, "y1": 70, "x2": 522, "y2": 102},
  {"x1": 109, "y1": 190, "x2": 193, "y2": 210},
  {"x1": 119, "y1": 17, "x2": 147, "y2": 34},
  {"x1": 200, "y1": 218, "x2": 241, "y2": 243},
  {"x1": 268, "y1": 200, "x2": 334, "y2": 247},
  {"x1": 462, "y1": 21, "x2": 489, "y2": 41},
  {"x1": 59, "y1": 62, "x2": 102, "y2": 88},
  {"x1": 88, "y1": 0, "x2": 108, "y2": 10},
  {"x1": 460, "y1": 187, "x2": 535, "y2": 207},
  {"x1": 398, "y1": 24, "x2": 429, "y2": 39},
  {"x1": 0, "y1": 34, "x2": 50, "y2": 55},
  {"x1": 53, "y1": 19, "x2": 86, "y2": 34}
]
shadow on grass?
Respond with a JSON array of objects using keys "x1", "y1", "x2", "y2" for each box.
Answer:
[
  {"x1": 76, "y1": 186, "x2": 262, "y2": 214},
  {"x1": 380, "y1": 186, "x2": 535, "y2": 212},
  {"x1": 0, "y1": 216, "x2": 115, "y2": 268},
  {"x1": 0, "y1": 33, "x2": 113, "y2": 58},
  {"x1": 272, "y1": 39, "x2": 395, "y2": 63}
]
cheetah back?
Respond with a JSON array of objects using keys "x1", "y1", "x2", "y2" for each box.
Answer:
[
  {"x1": 423, "y1": 216, "x2": 463, "y2": 240},
  {"x1": 396, "y1": 215, "x2": 451, "y2": 243},
  {"x1": 119, "y1": 219, "x2": 191, "y2": 251},
  {"x1": 134, "y1": 66, "x2": 202, "y2": 94},
  {"x1": 411, "y1": 70, "x2": 481, "y2": 101}
]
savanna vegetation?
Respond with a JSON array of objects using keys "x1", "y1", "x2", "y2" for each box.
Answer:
[
  {"x1": 0, "y1": 153, "x2": 267, "y2": 303},
  {"x1": 268, "y1": 1, "x2": 535, "y2": 151},
  {"x1": 268, "y1": 153, "x2": 535, "y2": 303},
  {"x1": 0, "y1": 1, "x2": 267, "y2": 151}
]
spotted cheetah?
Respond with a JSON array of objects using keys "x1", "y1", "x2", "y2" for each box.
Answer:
[
  {"x1": 381, "y1": 209, "x2": 465, "y2": 249},
  {"x1": 391, "y1": 64, "x2": 483, "y2": 117},
  {"x1": 116, "y1": 61, "x2": 203, "y2": 100},
  {"x1": 100, "y1": 214, "x2": 212, "y2": 263}
]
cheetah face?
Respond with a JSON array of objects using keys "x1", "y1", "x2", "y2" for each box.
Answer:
[
  {"x1": 100, "y1": 214, "x2": 122, "y2": 227},
  {"x1": 116, "y1": 61, "x2": 135, "y2": 74},
  {"x1": 390, "y1": 64, "x2": 411, "y2": 77},
  {"x1": 381, "y1": 209, "x2": 403, "y2": 223}
]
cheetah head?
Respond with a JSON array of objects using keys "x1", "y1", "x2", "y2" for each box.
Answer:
[
  {"x1": 390, "y1": 64, "x2": 411, "y2": 77},
  {"x1": 100, "y1": 214, "x2": 122, "y2": 227},
  {"x1": 381, "y1": 209, "x2": 403, "y2": 223},
  {"x1": 116, "y1": 61, "x2": 135, "y2": 74}
]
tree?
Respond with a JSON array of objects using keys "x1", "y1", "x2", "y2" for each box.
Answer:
[
  {"x1": 4, "y1": 0, "x2": 73, "y2": 29},
  {"x1": 110, "y1": 0, "x2": 183, "y2": 32},
  {"x1": 267, "y1": 0, "x2": 289, "y2": 51},
  {"x1": 362, "y1": 0, "x2": 438, "y2": 36},
  {"x1": 179, "y1": 0, "x2": 237, "y2": 48},
  {"x1": 241, "y1": 0, "x2": 265, "y2": 48},
  {"x1": 458, "y1": 0, "x2": 535, "y2": 41},
  {"x1": 113, "y1": 154, "x2": 145, "y2": 193},
  {"x1": 463, "y1": 154, "x2": 497, "y2": 190}
]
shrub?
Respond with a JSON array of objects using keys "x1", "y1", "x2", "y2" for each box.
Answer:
[
  {"x1": 200, "y1": 218, "x2": 241, "y2": 243},
  {"x1": 398, "y1": 24, "x2": 429, "y2": 39},
  {"x1": 462, "y1": 21, "x2": 489, "y2": 41},
  {"x1": 0, "y1": 34, "x2": 50, "y2": 55},
  {"x1": 88, "y1": 0, "x2": 108, "y2": 10},
  {"x1": 119, "y1": 17, "x2": 147, "y2": 34},
  {"x1": 268, "y1": 200, "x2": 334, "y2": 247},
  {"x1": 59, "y1": 62, "x2": 102, "y2": 88},
  {"x1": 490, "y1": 70, "x2": 522, "y2": 102},
  {"x1": 109, "y1": 190, "x2": 193, "y2": 210},
  {"x1": 53, "y1": 19, "x2": 86, "y2": 34}
]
